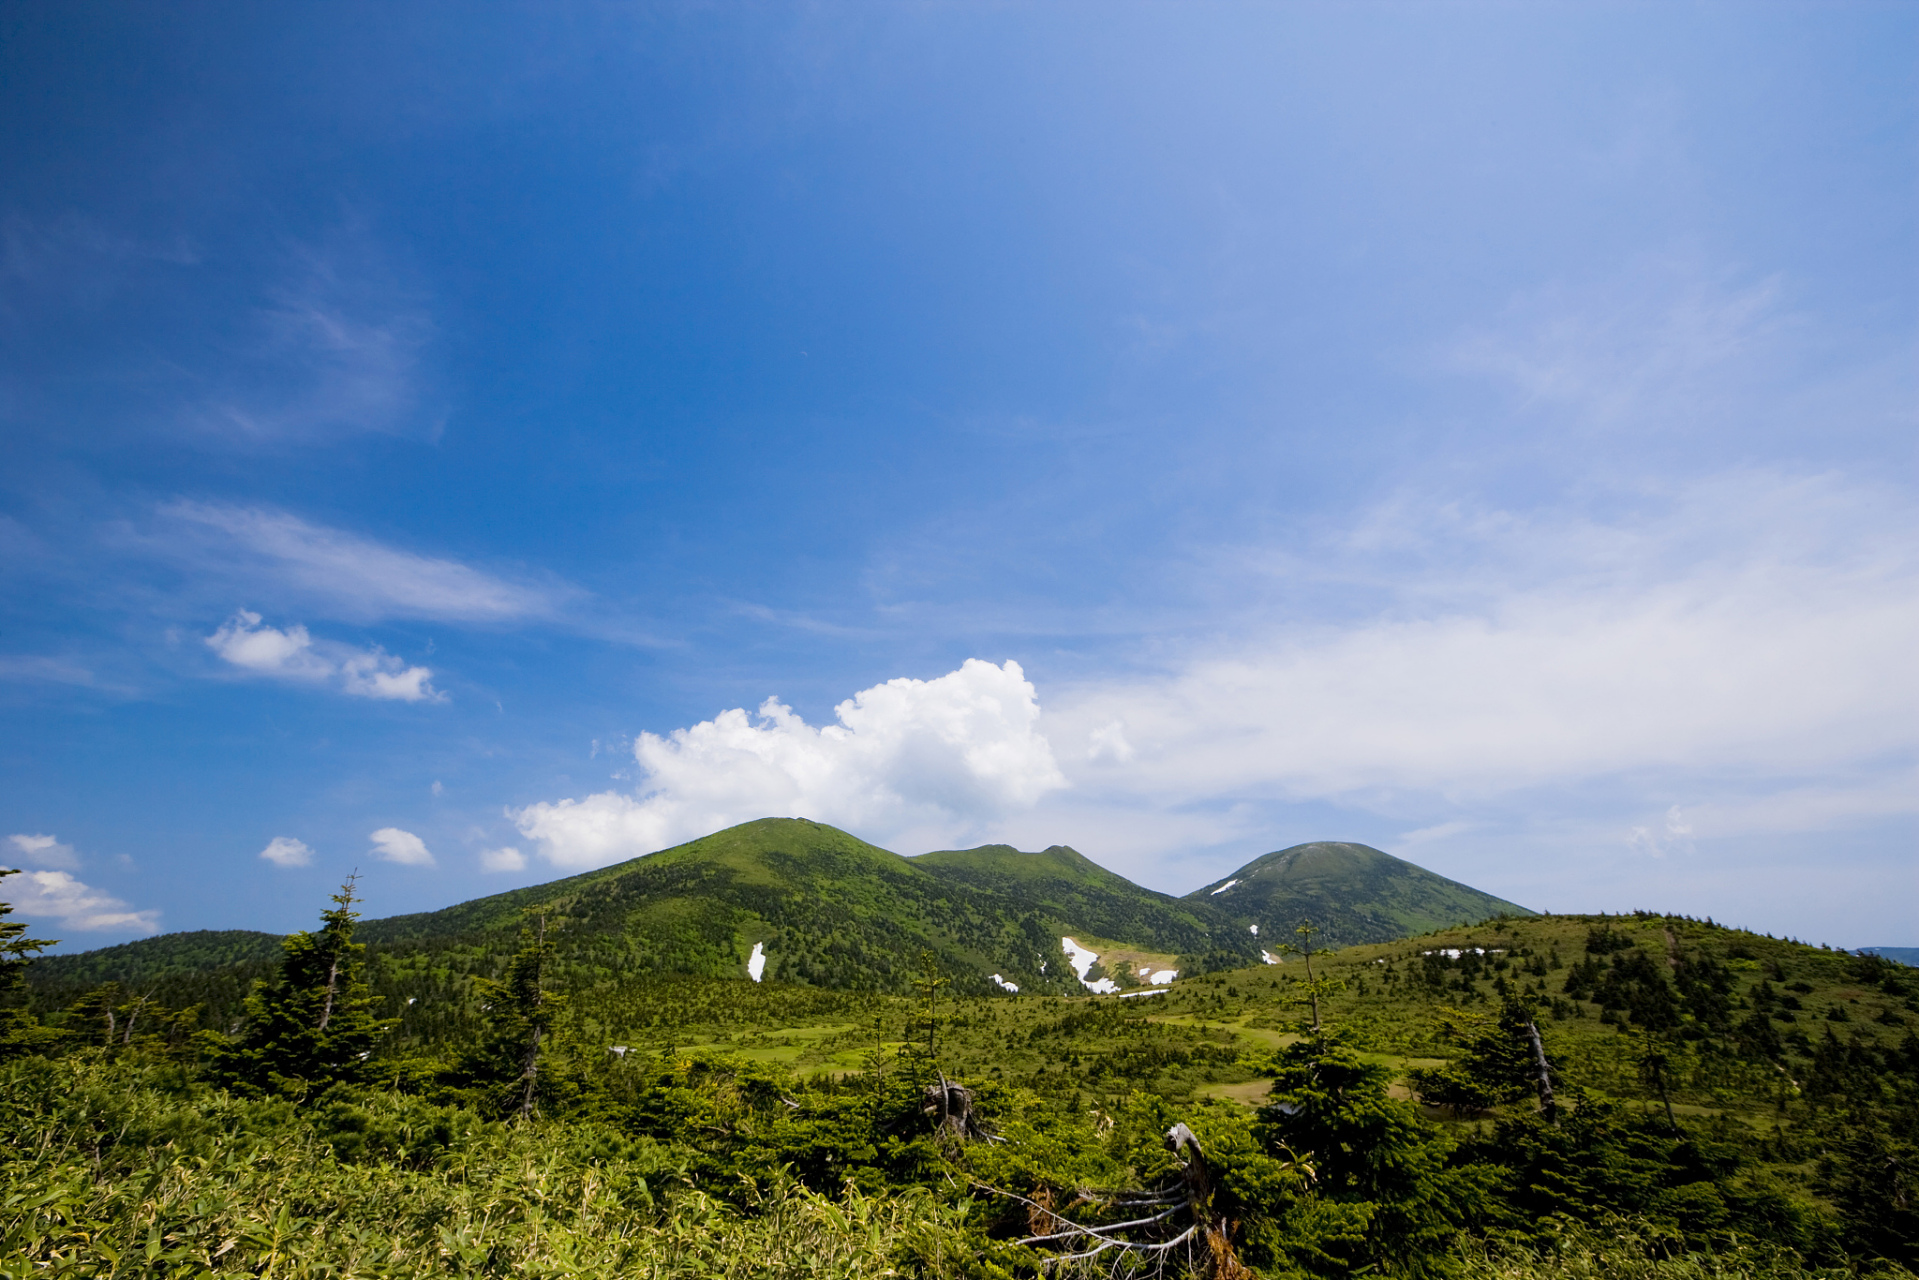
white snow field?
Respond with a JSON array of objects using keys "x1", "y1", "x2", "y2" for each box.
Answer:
[
  {"x1": 747, "y1": 941, "x2": 767, "y2": 982},
  {"x1": 1059, "y1": 936, "x2": 1120, "y2": 994}
]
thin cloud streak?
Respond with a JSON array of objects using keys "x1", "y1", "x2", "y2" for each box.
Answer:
[
  {"x1": 1048, "y1": 471, "x2": 1919, "y2": 824},
  {"x1": 155, "y1": 502, "x2": 572, "y2": 624}
]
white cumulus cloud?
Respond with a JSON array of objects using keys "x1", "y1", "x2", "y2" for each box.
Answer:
[
  {"x1": 479, "y1": 846, "x2": 526, "y2": 872},
  {"x1": 258, "y1": 836, "x2": 314, "y2": 867},
  {"x1": 206, "y1": 610, "x2": 441, "y2": 702},
  {"x1": 6, "y1": 833, "x2": 80, "y2": 870},
  {"x1": 513, "y1": 658, "x2": 1066, "y2": 869},
  {"x1": 205, "y1": 612, "x2": 332, "y2": 679},
  {"x1": 0, "y1": 865, "x2": 159, "y2": 933},
  {"x1": 369, "y1": 827, "x2": 435, "y2": 867}
]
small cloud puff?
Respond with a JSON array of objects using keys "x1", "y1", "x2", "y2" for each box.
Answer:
[
  {"x1": 479, "y1": 846, "x2": 526, "y2": 872},
  {"x1": 370, "y1": 827, "x2": 435, "y2": 866},
  {"x1": 1628, "y1": 805, "x2": 1695, "y2": 859},
  {"x1": 6, "y1": 833, "x2": 80, "y2": 870},
  {"x1": 206, "y1": 610, "x2": 440, "y2": 702},
  {"x1": 513, "y1": 659, "x2": 1067, "y2": 870},
  {"x1": 258, "y1": 836, "x2": 314, "y2": 868}
]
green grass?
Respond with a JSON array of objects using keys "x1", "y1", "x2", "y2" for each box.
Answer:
[
  {"x1": 0, "y1": 1055, "x2": 979, "y2": 1279},
  {"x1": 10, "y1": 904, "x2": 1919, "y2": 1277}
]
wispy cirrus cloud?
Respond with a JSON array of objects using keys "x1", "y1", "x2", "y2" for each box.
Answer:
[
  {"x1": 206, "y1": 610, "x2": 441, "y2": 702},
  {"x1": 0, "y1": 655, "x2": 102, "y2": 688},
  {"x1": 1040, "y1": 469, "x2": 1919, "y2": 846},
  {"x1": 193, "y1": 223, "x2": 437, "y2": 446},
  {"x1": 152, "y1": 501, "x2": 571, "y2": 624}
]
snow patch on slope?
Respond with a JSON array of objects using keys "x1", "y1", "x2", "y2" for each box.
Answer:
[
  {"x1": 989, "y1": 973, "x2": 1020, "y2": 992},
  {"x1": 747, "y1": 942, "x2": 767, "y2": 982},
  {"x1": 1261, "y1": 950, "x2": 1281, "y2": 965},
  {"x1": 1060, "y1": 936, "x2": 1120, "y2": 994},
  {"x1": 1210, "y1": 879, "x2": 1239, "y2": 895}
]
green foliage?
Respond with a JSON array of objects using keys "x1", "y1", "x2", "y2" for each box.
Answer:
[
  {"x1": 13, "y1": 883, "x2": 1919, "y2": 1278},
  {"x1": 61, "y1": 983, "x2": 203, "y2": 1059},
  {"x1": 1452, "y1": 1221, "x2": 1903, "y2": 1280},
  {"x1": 457, "y1": 913, "x2": 566, "y2": 1119},
  {"x1": 0, "y1": 868, "x2": 58, "y2": 1061},
  {"x1": 1252, "y1": 1031, "x2": 1476, "y2": 1276},
  {"x1": 914, "y1": 842, "x2": 1240, "y2": 965},
  {"x1": 213, "y1": 877, "x2": 394, "y2": 1098},
  {"x1": 0, "y1": 1054, "x2": 983, "y2": 1279},
  {"x1": 1410, "y1": 996, "x2": 1554, "y2": 1115}
]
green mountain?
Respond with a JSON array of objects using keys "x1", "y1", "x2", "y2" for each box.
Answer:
[
  {"x1": 1188, "y1": 840, "x2": 1532, "y2": 951},
  {"x1": 26, "y1": 824, "x2": 1530, "y2": 1010},
  {"x1": 911, "y1": 842, "x2": 1240, "y2": 961},
  {"x1": 348, "y1": 818, "x2": 1254, "y2": 996}
]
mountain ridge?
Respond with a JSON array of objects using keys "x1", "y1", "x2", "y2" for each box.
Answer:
[{"x1": 26, "y1": 821, "x2": 1528, "y2": 997}]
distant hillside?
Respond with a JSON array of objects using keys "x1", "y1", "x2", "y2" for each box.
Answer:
[
  {"x1": 1190, "y1": 840, "x2": 1531, "y2": 950},
  {"x1": 352, "y1": 818, "x2": 1256, "y2": 996},
  {"x1": 22, "y1": 823, "x2": 1533, "y2": 1010},
  {"x1": 25, "y1": 929, "x2": 287, "y2": 1027},
  {"x1": 1861, "y1": 946, "x2": 1919, "y2": 967},
  {"x1": 911, "y1": 843, "x2": 1241, "y2": 960}
]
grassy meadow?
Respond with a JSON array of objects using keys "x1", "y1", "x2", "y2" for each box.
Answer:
[{"x1": 5, "y1": 888, "x2": 1917, "y2": 1278}]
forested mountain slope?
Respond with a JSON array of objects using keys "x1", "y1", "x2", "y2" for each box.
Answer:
[
  {"x1": 911, "y1": 842, "x2": 1242, "y2": 960},
  {"x1": 1191, "y1": 840, "x2": 1533, "y2": 949},
  {"x1": 28, "y1": 823, "x2": 1538, "y2": 1012}
]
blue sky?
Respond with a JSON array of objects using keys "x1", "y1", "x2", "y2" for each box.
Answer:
[{"x1": 2, "y1": 2, "x2": 1913, "y2": 951}]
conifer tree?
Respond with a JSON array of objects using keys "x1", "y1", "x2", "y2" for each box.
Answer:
[
  {"x1": 217, "y1": 874, "x2": 391, "y2": 1097},
  {"x1": 471, "y1": 911, "x2": 564, "y2": 1119},
  {"x1": 1278, "y1": 920, "x2": 1341, "y2": 1033},
  {"x1": 0, "y1": 868, "x2": 58, "y2": 1061},
  {"x1": 1410, "y1": 993, "x2": 1560, "y2": 1119}
]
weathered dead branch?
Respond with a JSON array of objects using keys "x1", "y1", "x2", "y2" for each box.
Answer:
[
  {"x1": 982, "y1": 1121, "x2": 1247, "y2": 1278},
  {"x1": 921, "y1": 1071, "x2": 997, "y2": 1142}
]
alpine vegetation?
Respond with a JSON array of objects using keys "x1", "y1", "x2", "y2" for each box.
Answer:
[{"x1": 5, "y1": 828, "x2": 1918, "y2": 1278}]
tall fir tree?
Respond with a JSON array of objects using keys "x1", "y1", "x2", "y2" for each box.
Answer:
[
  {"x1": 0, "y1": 868, "x2": 59, "y2": 1060},
  {"x1": 469, "y1": 912, "x2": 565, "y2": 1119},
  {"x1": 216, "y1": 875, "x2": 391, "y2": 1097}
]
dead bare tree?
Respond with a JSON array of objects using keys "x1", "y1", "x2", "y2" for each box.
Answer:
[
  {"x1": 1523, "y1": 1014, "x2": 1558, "y2": 1124},
  {"x1": 984, "y1": 1123, "x2": 1247, "y2": 1278},
  {"x1": 922, "y1": 1071, "x2": 996, "y2": 1142}
]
